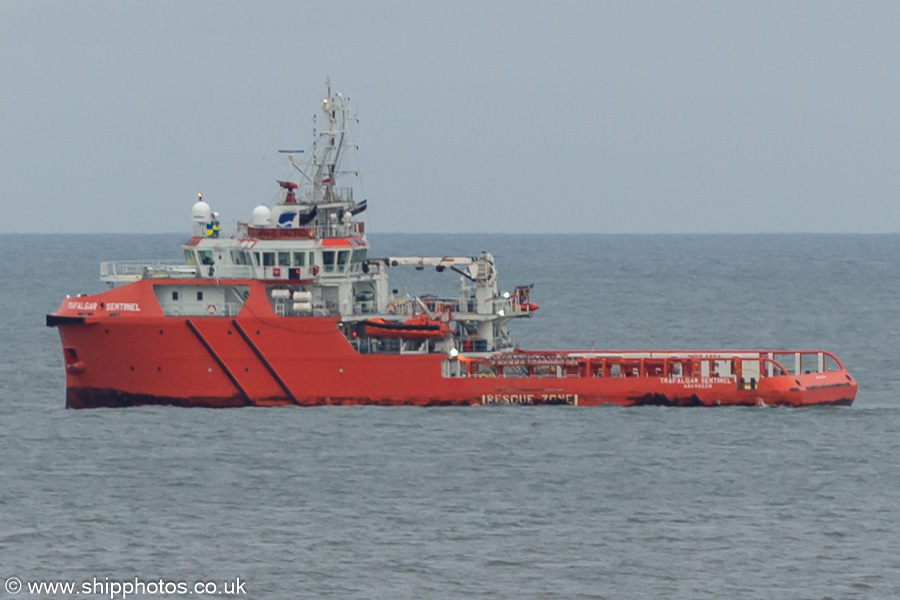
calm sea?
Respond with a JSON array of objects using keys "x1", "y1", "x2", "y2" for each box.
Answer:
[{"x1": 1, "y1": 233, "x2": 899, "y2": 599}]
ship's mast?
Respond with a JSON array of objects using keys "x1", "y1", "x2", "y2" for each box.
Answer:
[{"x1": 302, "y1": 78, "x2": 354, "y2": 206}]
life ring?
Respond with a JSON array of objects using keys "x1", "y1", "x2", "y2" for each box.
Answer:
[{"x1": 207, "y1": 304, "x2": 217, "y2": 315}]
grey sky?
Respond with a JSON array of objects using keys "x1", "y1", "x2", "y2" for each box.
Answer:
[{"x1": 2, "y1": 1, "x2": 898, "y2": 234}]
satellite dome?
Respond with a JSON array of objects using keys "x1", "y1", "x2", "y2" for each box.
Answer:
[
  {"x1": 252, "y1": 205, "x2": 271, "y2": 226},
  {"x1": 192, "y1": 199, "x2": 212, "y2": 222}
]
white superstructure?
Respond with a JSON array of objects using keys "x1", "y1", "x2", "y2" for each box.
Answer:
[{"x1": 99, "y1": 81, "x2": 538, "y2": 353}]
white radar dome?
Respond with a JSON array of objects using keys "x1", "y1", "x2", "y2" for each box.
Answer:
[
  {"x1": 252, "y1": 205, "x2": 271, "y2": 226},
  {"x1": 192, "y1": 200, "x2": 212, "y2": 222}
]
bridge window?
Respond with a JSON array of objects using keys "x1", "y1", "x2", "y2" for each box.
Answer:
[
  {"x1": 337, "y1": 251, "x2": 350, "y2": 271},
  {"x1": 323, "y1": 251, "x2": 335, "y2": 272},
  {"x1": 262, "y1": 252, "x2": 275, "y2": 266},
  {"x1": 293, "y1": 252, "x2": 305, "y2": 267},
  {"x1": 350, "y1": 249, "x2": 367, "y2": 272},
  {"x1": 278, "y1": 252, "x2": 291, "y2": 266}
]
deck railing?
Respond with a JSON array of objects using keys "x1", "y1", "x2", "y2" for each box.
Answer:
[
  {"x1": 440, "y1": 350, "x2": 845, "y2": 380},
  {"x1": 101, "y1": 260, "x2": 196, "y2": 283}
]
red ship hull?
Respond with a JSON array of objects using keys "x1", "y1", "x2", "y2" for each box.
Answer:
[{"x1": 48, "y1": 280, "x2": 857, "y2": 409}]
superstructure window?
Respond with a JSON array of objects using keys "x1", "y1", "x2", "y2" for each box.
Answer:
[
  {"x1": 337, "y1": 251, "x2": 350, "y2": 271},
  {"x1": 323, "y1": 251, "x2": 335, "y2": 272},
  {"x1": 197, "y1": 291, "x2": 204, "y2": 301},
  {"x1": 172, "y1": 291, "x2": 179, "y2": 301},
  {"x1": 263, "y1": 252, "x2": 275, "y2": 266},
  {"x1": 278, "y1": 252, "x2": 291, "y2": 266},
  {"x1": 350, "y1": 249, "x2": 367, "y2": 272},
  {"x1": 293, "y1": 252, "x2": 305, "y2": 266},
  {"x1": 183, "y1": 250, "x2": 197, "y2": 265}
]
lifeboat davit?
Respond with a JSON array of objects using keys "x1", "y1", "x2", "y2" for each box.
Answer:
[{"x1": 362, "y1": 315, "x2": 451, "y2": 340}]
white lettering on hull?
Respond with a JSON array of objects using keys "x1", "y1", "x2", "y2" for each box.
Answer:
[
  {"x1": 66, "y1": 301, "x2": 141, "y2": 312},
  {"x1": 67, "y1": 301, "x2": 97, "y2": 311},
  {"x1": 105, "y1": 302, "x2": 141, "y2": 312},
  {"x1": 481, "y1": 393, "x2": 577, "y2": 405},
  {"x1": 659, "y1": 376, "x2": 733, "y2": 390}
]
